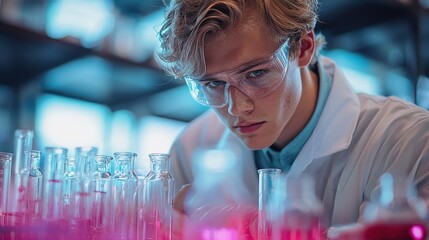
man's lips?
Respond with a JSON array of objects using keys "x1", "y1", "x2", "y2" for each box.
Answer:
[{"x1": 234, "y1": 122, "x2": 265, "y2": 134}]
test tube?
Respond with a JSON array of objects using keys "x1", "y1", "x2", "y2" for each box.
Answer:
[
  {"x1": 8, "y1": 129, "x2": 33, "y2": 226},
  {"x1": 140, "y1": 153, "x2": 174, "y2": 240},
  {"x1": 0, "y1": 152, "x2": 13, "y2": 225},
  {"x1": 61, "y1": 156, "x2": 76, "y2": 226},
  {"x1": 26, "y1": 150, "x2": 43, "y2": 224},
  {"x1": 90, "y1": 155, "x2": 112, "y2": 234},
  {"x1": 258, "y1": 169, "x2": 281, "y2": 240},
  {"x1": 111, "y1": 152, "x2": 138, "y2": 239},
  {"x1": 75, "y1": 146, "x2": 97, "y2": 178},
  {"x1": 72, "y1": 147, "x2": 97, "y2": 233},
  {"x1": 41, "y1": 147, "x2": 68, "y2": 221}
]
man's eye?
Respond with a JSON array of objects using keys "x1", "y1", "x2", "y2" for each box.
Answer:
[
  {"x1": 247, "y1": 69, "x2": 267, "y2": 78},
  {"x1": 203, "y1": 80, "x2": 225, "y2": 88}
]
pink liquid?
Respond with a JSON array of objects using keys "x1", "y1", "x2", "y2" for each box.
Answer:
[
  {"x1": 276, "y1": 227, "x2": 325, "y2": 240},
  {"x1": 142, "y1": 210, "x2": 169, "y2": 240},
  {"x1": 0, "y1": 212, "x2": 93, "y2": 239},
  {"x1": 186, "y1": 213, "x2": 255, "y2": 240},
  {"x1": 91, "y1": 190, "x2": 107, "y2": 230},
  {"x1": 185, "y1": 224, "x2": 243, "y2": 240},
  {"x1": 110, "y1": 208, "x2": 142, "y2": 240},
  {"x1": 76, "y1": 191, "x2": 91, "y2": 216},
  {"x1": 63, "y1": 191, "x2": 93, "y2": 235},
  {"x1": 0, "y1": 220, "x2": 91, "y2": 240},
  {"x1": 70, "y1": 218, "x2": 93, "y2": 235},
  {"x1": 42, "y1": 180, "x2": 62, "y2": 220},
  {"x1": 143, "y1": 221, "x2": 168, "y2": 240},
  {"x1": 27, "y1": 177, "x2": 42, "y2": 225},
  {"x1": 200, "y1": 227, "x2": 239, "y2": 240},
  {"x1": 258, "y1": 211, "x2": 273, "y2": 240},
  {"x1": 0, "y1": 211, "x2": 96, "y2": 240},
  {"x1": 1, "y1": 178, "x2": 61, "y2": 239},
  {"x1": 268, "y1": 214, "x2": 326, "y2": 240},
  {"x1": 77, "y1": 191, "x2": 91, "y2": 197},
  {"x1": 6, "y1": 180, "x2": 28, "y2": 226},
  {"x1": 4, "y1": 211, "x2": 25, "y2": 227},
  {"x1": 363, "y1": 222, "x2": 427, "y2": 240}
]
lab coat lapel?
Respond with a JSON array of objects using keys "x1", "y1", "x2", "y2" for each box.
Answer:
[{"x1": 290, "y1": 57, "x2": 361, "y2": 175}]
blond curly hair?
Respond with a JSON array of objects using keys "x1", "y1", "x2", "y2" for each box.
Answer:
[{"x1": 157, "y1": 0, "x2": 325, "y2": 79}]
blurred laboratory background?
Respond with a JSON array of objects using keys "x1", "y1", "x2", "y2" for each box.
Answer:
[{"x1": 0, "y1": 0, "x2": 428, "y2": 175}]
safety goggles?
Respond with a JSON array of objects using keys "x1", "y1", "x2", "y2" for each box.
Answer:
[{"x1": 184, "y1": 39, "x2": 290, "y2": 108}]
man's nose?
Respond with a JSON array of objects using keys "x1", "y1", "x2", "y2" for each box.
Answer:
[{"x1": 227, "y1": 85, "x2": 254, "y2": 116}]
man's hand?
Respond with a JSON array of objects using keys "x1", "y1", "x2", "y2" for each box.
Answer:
[
  {"x1": 189, "y1": 204, "x2": 258, "y2": 239},
  {"x1": 171, "y1": 184, "x2": 258, "y2": 240},
  {"x1": 172, "y1": 184, "x2": 192, "y2": 239},
  {"x1": 327, "y1": 223, "x2": 364, "y2": 240},
  {"x1": 173, "y1": 184, "x2": 192, "y2": 214}
]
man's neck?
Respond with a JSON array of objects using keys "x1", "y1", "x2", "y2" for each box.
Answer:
[{"x1": 271, "y1": 67, "x2": 319, "y2": 151}]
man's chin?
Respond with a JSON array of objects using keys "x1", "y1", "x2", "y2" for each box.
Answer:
[
  {"x1": 239, "y1": 137, "x2": 271, "y2": 151},
  {"x1": 228, "y1": 129, "x2": 272, "y2": 150}
]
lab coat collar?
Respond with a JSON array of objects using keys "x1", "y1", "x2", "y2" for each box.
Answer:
[{"x1": 290, "y1": 56, "x2": 361, "y2": 174}]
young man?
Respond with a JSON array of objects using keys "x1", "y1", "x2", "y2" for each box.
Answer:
[{"x1": 157, "y1": 0, "x2": 429, "y2": 235}]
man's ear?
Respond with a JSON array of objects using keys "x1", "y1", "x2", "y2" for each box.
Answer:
[{"x1": 297, "y1": 30, "x2": 315, "y2": 67}]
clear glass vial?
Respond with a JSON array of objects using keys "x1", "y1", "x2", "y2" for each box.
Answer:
[
  {"x1": 140, "y1": 153, "x2": 174, "y2": 240},
  {"x1": 89, "y1": 155, "x2": 113, "y2": 233},
  {"x1": 0, "y1": 152, "x2": 13, "y2": 225},
  {"x1": 41, "y1": 147, "x2": 68, "y2": 221},
  {"x1": 26, "y1": 150, "x2": 43, "y2": 224},
  {"x1": 8, "y1": 129, "x2": 33, "y2": 225},
  {"x1": 258, "y1": 168, "x2": 281, "y2": 240},
  {"x1": 111, "y1": 152, "x2": 138, "y2": 239}
]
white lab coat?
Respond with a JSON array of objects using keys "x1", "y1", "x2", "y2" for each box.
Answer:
[{"x1": 169, "y1": 57, "x2": 429, "y2": 226}]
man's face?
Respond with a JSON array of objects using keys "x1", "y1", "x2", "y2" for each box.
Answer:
[{"x1": 203, "y1": 18, "x2": 303, "y2": 150}]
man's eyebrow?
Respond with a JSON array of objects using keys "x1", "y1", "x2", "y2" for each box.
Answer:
[
  {"x1": 202, "y1": 57, "x2": 273, "y2": 80},
  {"x1": 198, "y1": 76, "x2": 219, "y2": 82},
  {"x1": 236, "y1": 58, "x2": 272, "y2": 74}
]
